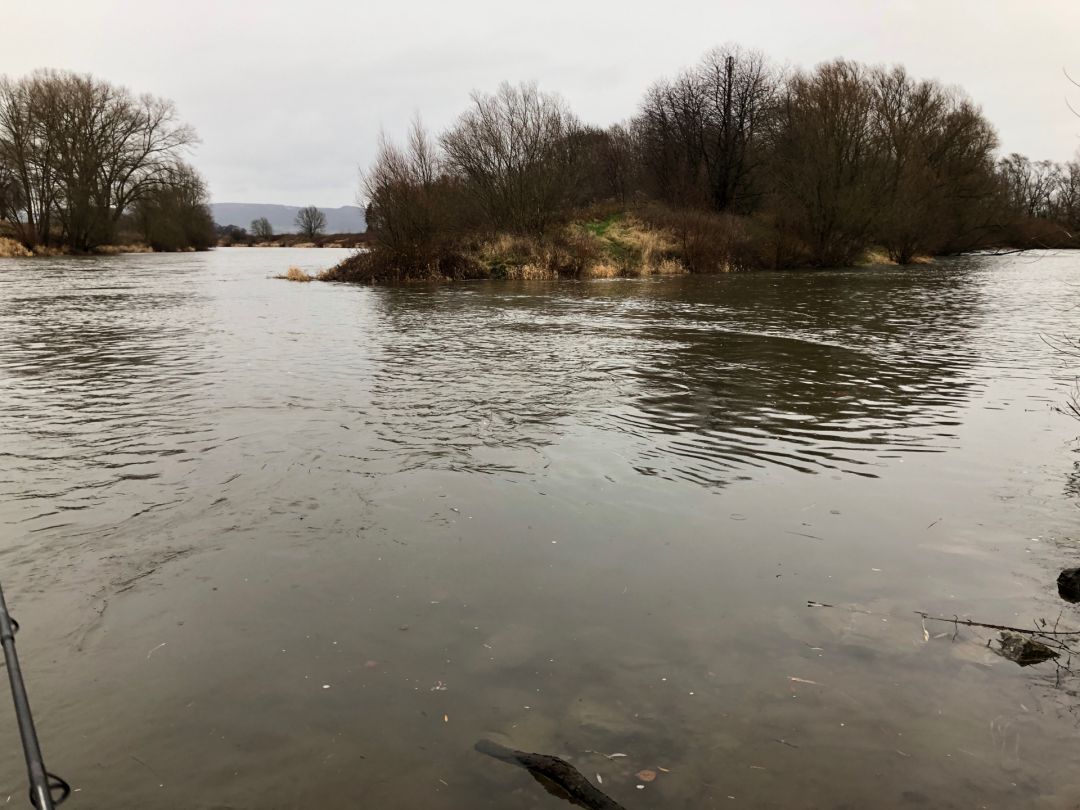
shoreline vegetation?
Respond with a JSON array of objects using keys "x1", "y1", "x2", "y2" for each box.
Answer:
[
  {"x1": 1, "y1": 70, "x2": 215, "y2": 255},
  {"x1": 216, "y1": 208, "x2": 367, "y2": 250},
  {"x1": 316, "y1": 45, "x2": 1080, "y2": 284},
  {"x1": 217, "y1": 228, "x2": 367, "y2": 250},
  {"x1": 0, "y1": 233, "x2": 367, "y2": 258},
  {"x1": 0, "y1": 236, "x2": 168, "y2": 258},
  {"x1": 314, "y1": 208, "x2": 936, "y2": 284}
]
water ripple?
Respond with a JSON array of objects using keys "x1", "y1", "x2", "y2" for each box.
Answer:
[{"x1": 2, "y1": 249, "x2": 1077, "y2": 582}]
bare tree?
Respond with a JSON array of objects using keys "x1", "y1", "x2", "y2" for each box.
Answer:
[
  {"x1": 588, "y1": 123, "x2": 637, "y2": 204},
  {"x1": 294, "y1": 206, "x2": 326, "y2": 239},
  {"x1": 871, "y1": 66, "x2": 999, "y2": 262},
  {"x1": 132, "y1": 162, "x2": 215, "y2": 251},
  {"x1": 697, "y1": 47, "x2": 779, "y2": 212},
  {"x1": 768, "y1": 60, "x2": 884, "y2": 267},
  {"x1": 999, "y1": 154, "x2": 1062, "y2": 219},
  {"x1": 362, "y1": 115, "x2": 455, "y2": 271},
  {"x1": 251, "y1": 216, "x2": 274, "y2": 240},
  {"x1": 0, "y1": 69, "x2": 199, "y2": 250},
  {"x1": 441, "y1": 82, "x2": 582, "y2": 235},
  {"x1": 0, "y1": 73, "x2": 61, "y2": 247},
  {"x1": 634, "y1": 46, "x2": 780, "y2": 212},
  {"x1": 1051, "y1": 160, "x2": 1080, "y2": 229},
  {"x1": 635, "y1": 74, "x2": 710, "y2": 208}
]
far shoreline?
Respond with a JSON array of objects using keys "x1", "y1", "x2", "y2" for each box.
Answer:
[{"x1": 216, "y1": 232, "x2": 368, "y2": 250}]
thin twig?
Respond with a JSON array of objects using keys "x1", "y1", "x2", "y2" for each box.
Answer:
[{"x1": 914, "y1": 611, "x2": 1080, "y2": 636}]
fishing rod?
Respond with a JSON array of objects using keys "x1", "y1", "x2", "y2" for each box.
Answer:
[{"x1": 0, "y1": 583, "x2": 69, "y2": 808}]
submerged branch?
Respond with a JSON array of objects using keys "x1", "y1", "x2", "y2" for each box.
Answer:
[
  {"x1": 475, "y1": 739, "x2": 627, "y2": 810},
  {"x1": 913, "y1": 611, "x2": 1080, "y2": 637}
]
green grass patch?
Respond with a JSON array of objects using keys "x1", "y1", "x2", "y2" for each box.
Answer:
[
  {"x1": 599, "y1": 236, "x2": 635, "y2": 265},
  {"x1": 582, "y1": 212, "x2": 624, "y2": 238}
]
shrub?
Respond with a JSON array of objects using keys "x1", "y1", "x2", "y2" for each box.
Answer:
[
  {"x1": 0, "y1": 236, "x2": 32, "y2": 257},
  {"x1": 276, "y1": 266, "x2": 315, "y2": 282}
]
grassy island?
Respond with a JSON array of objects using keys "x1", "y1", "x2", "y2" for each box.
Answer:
[{"x1": 317, "y1": 48, "x2": 1079, "y2": 284}]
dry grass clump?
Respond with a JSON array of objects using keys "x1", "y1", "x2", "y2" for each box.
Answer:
[
  {"x1": 476, "y1": 233, "x2": 536, "y2": 268},
  {"x1": 858, "y1": 249, "x2": 895, "y2": 266},
  {"x1": 320, "y1": 210, "x2": 708, "y2": 284},
  {"x1": 858, "y1": 248, "x2": 934, "y2": 267},
  {"x1": 581, "y1": 262, "x2": 621, "y2": 279},
  {"x1": 276, "y1": 266, "x2": 316, "y2": 282},
  {"x1": 636, "y1": 205, "x2": 763, "y2": 272},
  {"x1": 574, "y1": 213, "x2": 688, "y2": 277},
  {"x1": 0, "y1": 238, "x2": 33, "y2": 258},
  {"x1": 29, "y1": 245, "x2": 68, "y2": 257},
  {"x1": 605, "y1": 217, "x2": 679, "y2": 270},
  {"x1": 475, "y1": 229, "x2": 598, "y2": 279},
  {"x1": 502, "y1": 264, "x2": 559, "y2": 280},
  {"x1": 94, "y1": 243, "x2": 153, "y2": 255},
  {"x1": 649, "y1": 258, "x2": 687, "y2": 275}
]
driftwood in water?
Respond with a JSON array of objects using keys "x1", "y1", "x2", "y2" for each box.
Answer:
[
  {"x1": 809, "y1": 600, "x2": 1080, "y2": 668},
  {"x1": 475, "y1": 738, "x2": 627, "y2": 810}
]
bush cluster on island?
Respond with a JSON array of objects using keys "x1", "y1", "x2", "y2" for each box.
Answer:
[{"x1": 327, "y1": 46, "x2": 1080, "y2": 283}]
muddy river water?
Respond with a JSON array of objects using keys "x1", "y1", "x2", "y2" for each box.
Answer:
[{"x1": 1, "y1": 248, "x2": 1079, "y2": 808}]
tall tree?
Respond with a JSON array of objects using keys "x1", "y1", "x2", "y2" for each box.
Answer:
[
  {"x1": 0, "y1": 69, "x2": 200, "y2": 250},
  {"x1": 870, "y1": 66, "x2": 999, "y2": 262},
  {"x1": 363, "y1": 116, "x2": 453, "y2": 270},
  {"x1": 251, "y1": 216, "x2": 274, "y2": 240},
  {"x1": 294, "y1": 206, "x2": 326, "y2": 238},
  {"x1": 768, "y1": 60, "x2": 883, "y2": 267},
  {"x1": 634, "y1": 46, "x2": 779, "y2": 212},
  {"x1": 441, "y1": 82, "x2": 582, "y2": 235},
  {"x1": 132, "y1": 163, "x2": 215, "y2": 251}
]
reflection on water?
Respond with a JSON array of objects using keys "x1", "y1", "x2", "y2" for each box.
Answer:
[
  {"x1": 365, "y1": 266, "x2": 988, "y2": 486},
  {"x1": 0, "y1": 248, "x2": 1079, "y2": 809}
]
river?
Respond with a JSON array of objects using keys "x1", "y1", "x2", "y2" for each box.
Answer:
[{"x1": 1, "y1": 247, "x2": 1078, "y2": 808}]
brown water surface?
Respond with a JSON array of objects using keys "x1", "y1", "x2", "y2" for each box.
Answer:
[{"x1": 1, "y1": 248, "x2": 1079, "y2": 808}]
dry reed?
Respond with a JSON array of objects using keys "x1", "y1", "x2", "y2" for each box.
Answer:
[{"x1": 276, "y1": 266, "x2": 316, "y2": 282}]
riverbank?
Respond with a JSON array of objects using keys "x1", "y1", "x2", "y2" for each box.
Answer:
[
  {"x1": 217, "y1": 232, "x2": 368, "y2": 249},
  {"x1": 0, "y1": 237, "x2": 160, "y2": 258},
  {"x1": 313, "y1": 210, "x2": 937, "y2": 284},
  {"x1": 320, "y1": 214, "x2": 686, "y2": 283}
]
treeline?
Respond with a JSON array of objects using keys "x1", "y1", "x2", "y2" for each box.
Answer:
[
  {"x1": 997, "y1": 153, "x2": 1080, "y2": 247},
  {"x1": 0, "y1": 69, "x2": 213, "y2": 253},
  {"x1": 216, "y1": 223, "x2": 367, "y2": 249},
  {"x1": 347, "y1": 47, "x2": 1078, "y2": 281},
  {"x1": 215, "y1": 208, "x2": 367, "y2": 248}
]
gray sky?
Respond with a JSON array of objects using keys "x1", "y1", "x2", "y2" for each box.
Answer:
[{"x1": 8, "y1": 0, "x2": 1080, "y2": 206}]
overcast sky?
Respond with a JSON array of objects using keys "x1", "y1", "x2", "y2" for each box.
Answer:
[{"x1": 7, "y1": 0, "x2": 1080, "y2": 207}]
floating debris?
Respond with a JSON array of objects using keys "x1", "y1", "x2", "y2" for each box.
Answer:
[
  {"x1": 585, "y1": 750, "x2": 628, "y2": 760},
  {"x1": 1058, "y1": 568, "x2": 1080, "y2": 603},
  {"x1": 476, "y1": 739, "x2": 627, "y2": 810},
  {"x1": 995, "y1": 632, "x2": 1059, "y2": 667}
]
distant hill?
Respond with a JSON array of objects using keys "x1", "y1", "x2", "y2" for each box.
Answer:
[{"x1": 210, "y1": 203, "x2": 366, "y2": 234}]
